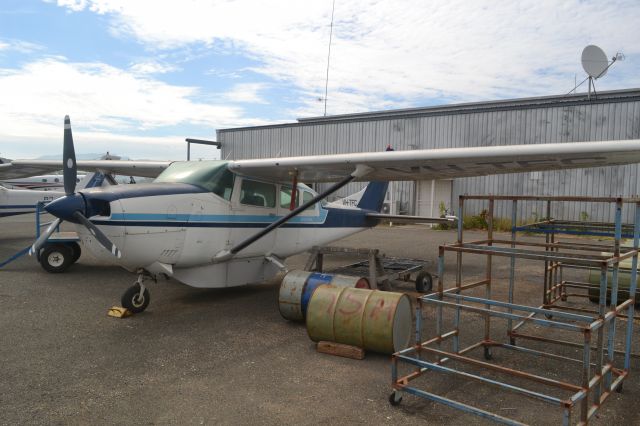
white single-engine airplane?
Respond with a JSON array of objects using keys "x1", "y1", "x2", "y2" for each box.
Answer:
[{"x1": 2, "y1": 116, "x2": 640, "y2": 314}]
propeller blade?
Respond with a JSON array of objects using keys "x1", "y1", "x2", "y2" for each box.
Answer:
[
  {"x1": 29, "y1": 218, "x2": 62, "y2": 256},
  {"x1": 72, "y1": 211, "x2": 121, "y2": 258},
  {"x1": 63, "y1": 115, "x2": 77, "y2": 196}
]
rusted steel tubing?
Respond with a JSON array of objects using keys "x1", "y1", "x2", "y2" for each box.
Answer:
[
  {"x1": 500, "y1": 341, "x2": 591, "y2": 366},
  {"x1": 438, "y1": 292, "x2": 594, "y2": 323},
  {"x1": 509, "y1": 331, "x2": 640, "y2": 359},
  {"x1": 465, "y1": 239, "x2": 625, "y2": 257},
  {"x1": 587, "y1": 364, "x2": 614, "y2": 391},
  {"x1": 425, "y1": 341, "x2": 486, "y2": 367},
  {"x1": 511, "y1": 309, "x2": 536, "y2": 333},
  {"x1": 580, "y1": 329, "x2": 591, "y2": 423},
  {"x1": 459, "y1": 195, "x2": 638, "y2": 202},
  {"x1": 423, "y1": 297, "x2": 588, "y2": 332},
  {"x1": 417, "y1": 347, "x2": 583, "y2": 393},
  {"x1": 398, "y1": 384, "x2": 528, "y2": 426},
  {"x1": 543, "y1": 303, "x2": 640, "y2": 321},
  {"x1": 418, "y1": 330, "x2": 458, "y2": 347},
  {"x1": 490, "y1": 238, "x2": 618, "y2": 253},
  {"x1": 438, "y1": 279, "x2": 490, "y2": 295},
  {"x1": 396, "y1": 353, "x2": 571, "y2": 406},
  {"x1": 443, "y1": 245, "x2": 611, "y2": 266}
]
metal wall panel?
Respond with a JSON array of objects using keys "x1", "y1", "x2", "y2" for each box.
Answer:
[{"x1": 218, "y1": 90, "x2": 640, "y2": 222}]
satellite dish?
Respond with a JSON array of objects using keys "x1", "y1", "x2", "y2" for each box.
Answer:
[{"x1": 581, "y1": 45, "x2": 608, "y2": 78}]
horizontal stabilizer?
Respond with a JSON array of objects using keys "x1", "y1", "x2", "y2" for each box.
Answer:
[{"x1": 366, "y1": 213, "x2": 457, "y2": 224}]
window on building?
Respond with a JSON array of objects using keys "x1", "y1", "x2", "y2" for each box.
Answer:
[{"x1": 240, "y1": 179, "x2": 276, "y2": 208}]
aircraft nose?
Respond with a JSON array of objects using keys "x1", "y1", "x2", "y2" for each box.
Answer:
[{"x1": 45, "y1": 193, "x2": 86, "y2": 222}]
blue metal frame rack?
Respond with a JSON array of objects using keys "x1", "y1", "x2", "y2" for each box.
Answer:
[{"x1": 391, "y1": 195, "x2": 640, "y2": 425}]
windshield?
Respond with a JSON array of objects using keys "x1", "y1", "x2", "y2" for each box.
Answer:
[{"x1": 154, "y1": 161, "x2": 235, "y2": 200}]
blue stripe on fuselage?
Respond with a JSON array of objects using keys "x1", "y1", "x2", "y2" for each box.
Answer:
[{"x1": 90, "y1": 207, "x2": 378, "y2": 229}]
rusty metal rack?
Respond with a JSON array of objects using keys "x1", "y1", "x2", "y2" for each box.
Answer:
[{"x1": 390, "y1": 195, "x2": 640, "y2": 425}]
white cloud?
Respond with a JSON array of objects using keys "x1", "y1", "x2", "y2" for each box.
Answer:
[
  {"x1": 222, "y1": 83, "x2": 269, "y2": 104},
  {"x1": 55, "y1": 0, "x2": 87, "y2": 12},
  {"x1": 0, "y1": 58, "x2": 270, "y2": 158},
  {"x1": 54, "y1": 0, "x2": 640, "y2": 115},
  {"x1": 0, "y1": 38, "x2": 43, "y2": 53},
  {"x1": 129, "y1": 60, "x2": 179, "y2": 75}
]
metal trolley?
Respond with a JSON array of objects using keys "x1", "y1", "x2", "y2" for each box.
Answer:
[
  {"x1": 0, "y1": 201, "x2": 80, "y2": 271},
  {"x1": 390, "y1": 195, "x2": 640, "y2": 425}
]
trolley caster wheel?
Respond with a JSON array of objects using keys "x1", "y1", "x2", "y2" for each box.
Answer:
[
  {"x1": 388, "y1": 391, "x2": 403, "y2": 406},
  {"x1": 39, "y1": 243, "x2": 73, "y2": 273},
  {"x1": 484, "y1": 347, "x2": 492, "y2": 361},
  {"x1": 509, "y1": 337, "x2": 516, "y2": 346},
  {"x1": 544, "y1": 313, "x2": 554, "y2": 320},
  {"x1": 415, "y1": 271, "x2": 433, "y2": 293},
  {"x1": 616, "y1": 383, "x2": 623, "y2": 394},
  {"x1": 121, "y1": 284, "x2": 150, "y2": 314},
  {"x1": 68, "y1": 242, "x2": 81, "y2": 264}
]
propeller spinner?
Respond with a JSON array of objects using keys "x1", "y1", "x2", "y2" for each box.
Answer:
[{"x1": 29, "y1": 116, "x2": 121, "y2": 258}]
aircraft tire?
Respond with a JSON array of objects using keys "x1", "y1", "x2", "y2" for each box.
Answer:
[
  {"x1": 415, "y1": 271, "x2": 433, "y2": 293},
  {"x1": 68, "y1": 242, "x2": 81, "y2": 263},
  {"x1": 39, "y1": 244, "x2": 74, "y2": 273},
  {"x1": 121, "y1": 284, "x2": 150, "y2": 314}
]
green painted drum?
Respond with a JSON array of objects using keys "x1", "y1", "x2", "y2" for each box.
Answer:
[
  {"x1": 306, "y1": 286, "x2": 412, "y2": 354},
  {"x1": 306, "y1": 286, "x2": 342, "y2": 342},
  {"x1": 587, "y1": 267, "x2": 640, "y2": 304},
  {"x1": 363, "y1": 290, "x2": 413, "y2": 354}
]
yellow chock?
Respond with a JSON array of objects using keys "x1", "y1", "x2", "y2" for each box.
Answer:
[{"x1": 108, "y1": 306, "x2": 132, "y2": 318}]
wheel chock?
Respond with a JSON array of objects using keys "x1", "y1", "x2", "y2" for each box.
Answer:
[{"x1": 107, "y1": 306, "x2": 132, "y2": 318}]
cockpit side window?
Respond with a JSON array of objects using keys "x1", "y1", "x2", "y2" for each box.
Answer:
[
  {"x1": 302, "y1": 190, "x2": 315, "y2": 210},
  {"x1": 240, "y1": 179, "x2": 276, "y2": 208},
  {"x1": 280, "y1": 185, "x2": 299, "y2": 209},
  {"x1": 210, "y1": 168, "x2": 235, "y2": 201}
]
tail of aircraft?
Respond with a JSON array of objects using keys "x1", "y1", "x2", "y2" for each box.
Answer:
[{"x1": 356, "y1": 181, "x2": 389, "y2": 211}]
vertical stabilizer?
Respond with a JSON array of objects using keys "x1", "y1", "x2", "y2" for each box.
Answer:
[{"x1": 356, "y1": 181, "x2": 389, "y2": 212}]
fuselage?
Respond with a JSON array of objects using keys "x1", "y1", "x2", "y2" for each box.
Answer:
[{"x1": 52, "y1": 161, "x2": 380, "y2": 288}]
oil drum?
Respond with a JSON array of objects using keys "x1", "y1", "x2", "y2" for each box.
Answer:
[
  {"x1": 278, "y1": 270, "x2": 370, "y2": 322},
  {"x1": 306, "y1": 286, "x2": 412, "y2": 354}
]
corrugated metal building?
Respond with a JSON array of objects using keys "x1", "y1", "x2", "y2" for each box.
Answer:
[{"x1": 217, "y1": 89, "x2": 640, "y2": 222}]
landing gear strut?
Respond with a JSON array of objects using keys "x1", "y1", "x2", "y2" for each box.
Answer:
[{"x1": 121, "y1": 271, "x2": 154, "y2": 313}]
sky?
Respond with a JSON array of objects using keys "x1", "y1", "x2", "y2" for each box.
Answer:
[{"x1": 0, "y1": 0, "x2": 638, "y2": 161}]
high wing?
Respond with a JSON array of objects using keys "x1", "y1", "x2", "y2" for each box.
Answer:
[
  {"x1": 0, "y1": 159, "x2": 172, "y2": 180},
  {"x1": 228, "y1": 140, "x2": 640, "y2": 182}
]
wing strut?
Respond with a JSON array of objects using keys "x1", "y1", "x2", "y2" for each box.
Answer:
[{"x1": 212, "y1": 164, "x2": 372, "y2": 263}]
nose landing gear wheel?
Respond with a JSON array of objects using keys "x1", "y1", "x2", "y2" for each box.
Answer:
[{"x1": 121, "y1": 284, "x2": 150, "y2": 313}]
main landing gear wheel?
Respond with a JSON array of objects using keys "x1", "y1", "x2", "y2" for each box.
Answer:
[
  {"x1": 388, "y1": 391, "x2": 403, "y2": 406},
  {"x1": 39, "y1": 243, "x2": 73, "y2": 273},
  {"x1": 415, "y1": 271, "x2": 433, "y2": 293},
  {"x1": 121, "y1": 283, "x2": 150, "y2": 314}
]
